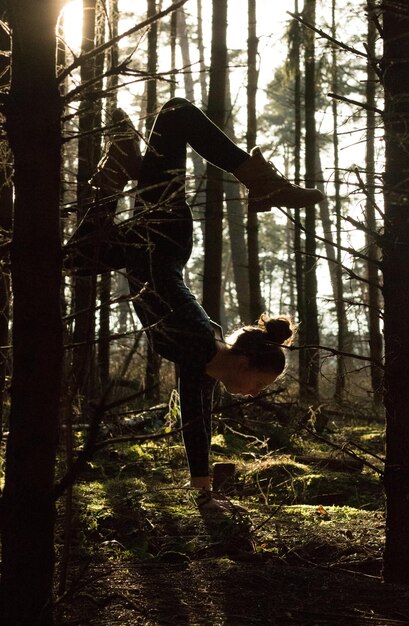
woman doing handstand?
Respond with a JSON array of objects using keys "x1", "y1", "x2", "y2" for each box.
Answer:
[{"x1": 88, "y1": 98, "x2": 323, "y2": 511}]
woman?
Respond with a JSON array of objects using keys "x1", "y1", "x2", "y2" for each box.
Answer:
[{"x1": 87, "y1": 98, "x2": 322, "y2": 511}]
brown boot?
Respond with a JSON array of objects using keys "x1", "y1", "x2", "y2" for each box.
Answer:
[
  {"x1": 64, "y1": 203, "x2": 126, "y2": 276},
  {"x1": 233, "y1": 147, "x2": 325, "y2": 212},
  {"x1": 90, "y1": 108, "x2": 142, "y2": 193}
]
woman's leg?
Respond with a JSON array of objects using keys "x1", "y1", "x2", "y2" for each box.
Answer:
[
  {"x1": 137, "y1": 96, "x2": 324, "y2": 212},
  {"x1": 90, "y1": 108, "x2": 142, "y2": 193},
  {"x1": 90, "y1": 97, "x2": 323, "y2": 217},
  {"x1": 136, "y1": 97, "x2": 249, "y2": 206}
]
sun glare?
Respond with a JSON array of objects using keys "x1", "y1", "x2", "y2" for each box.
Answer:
[{"x1": 59, "y1": 0, "x2": 83, "y2": 52}]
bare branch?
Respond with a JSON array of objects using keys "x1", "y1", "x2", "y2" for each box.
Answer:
[
  {"x1": 287, "y1": 10, "x2": 369, "y2": 60},
  {"x1": 287, "y1": 342, "x2": 383, "y2": 367},
  {"x1": 64, "y1": 63, "x2": 183, "y2": 105},
  {"x1": 343, "y1": 213, "x2": 383, "y2": 243},
  {"x1": 58, "y1": 0, "x2": 189, "y2": 82},
  {"x1": 278, "y1": 206, "x2": 382, "y2": 267},
  {"x1": 328, "y1": 91, "x2": 383, "y2": 115},
  {"x1": 353, "y1": 167, "x2": 385, "y2": 220},
  {"x1": 54, "y1": 330, "x2": 154, "y2": 499},
  {"x1": 320, "y1": 295, "x2": 383, "y2": 317},
  {"x1": 93, "y1": 425, "x2": 184, "y2": 451},
  {"x1": 52, "y1": 388, "x2": 152, "y2": 500},
  {"x1": 301, "y1": 423, "x2": 384, "y2": 476},
  {"x1": 312, "y1": 252, "x2": 381, "y2": 289}
]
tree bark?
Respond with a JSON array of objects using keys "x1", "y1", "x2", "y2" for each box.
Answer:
[
  {"x1": 292, "y1": 0, "x2": 308, "y2": 388},
  {"x1": 98, "y1": 0, "x2": 117, "y2": 391},
  {"x1": 202, "y1": 0, "x2": 227, "y2": 323},
  {"x1": 331, "y1": 0, "x2": 347, "y2": 399},
  {"x1": 224, "y1": 80, "x2": 251, "y2": 323},
  {"x1": 170, "y1": 3, "x2": 177, "y2": 99},
  {"x1": 0, "y1": 1, "x2": 63, "y2": 623},
  {"x1": 246, "y1": 0, "x2": 264, "y2": 323},
  {"x1": 72, "y1": 0, "x2": 99, "y2": 397},
  {"x1": 177, "y1": 7, "x2": 207, "y2": 235},
  {"x1": 382, "y1": 0, "x2": 409, "y2": 585},
  {"x1": 196, "y1": 0, "x2": 208, "y2": 106},
  {"x1": 144, "y1": 0, "x2": 161, "y2": 401},
  {"x1": 302, "y1": 0, "x2": 320, "y2": 399},
  {"x1": 365, "y1": 0, "x2": 383, "y2": 407},
  {"x1": 0, "y1": 16, "x2": 12, "y2": 442},
  {"x1": 146, "y1": 0, "x2": 158, "y2": 134}
]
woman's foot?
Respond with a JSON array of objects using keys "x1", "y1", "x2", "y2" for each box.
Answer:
[
  {"x1": 195, "y1": 490, "x2": 248, "y2": 515},
  {"x1": 233, "y1": 147, "x2": 325, "y2": 212}
]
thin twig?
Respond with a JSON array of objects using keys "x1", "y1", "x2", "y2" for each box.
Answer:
[
  {"x1": 354, "y1": 167, "x2": 385, "y2": 220},
  {"x1": 301, "y1": 423, "x2": 384, "y2": 476},
  {"x1": 311, "y1": 252, "x2": 381, "y2": 289},
  {"x1": 328, "y1": 91, "x2": 383, "y2": 115},
  {"x1": 59, "y1": 0, "x2": 189, "y2": 82},
  {"x1": 287, "y1": 343, "x2": 384, "y2": 367},
  {"x1": 278, "y1": 207, "x2": 381, "y2": 267},
  {"x1": 343, "y1": 214, "x2": 383, "y2": 243},
  {"x1": 64, "y1": 63, "x2": 183, "y2": 105},
  {"x1": 93, "y1": 425, "x2": 184, "y2": 451},
  {"x1": 287, "y1": 11, "x2": 369, "y2": 60}
]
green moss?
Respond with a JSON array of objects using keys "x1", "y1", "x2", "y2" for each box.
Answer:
[
  {"x1": 55, "y1": 412, "x2": 386, "y2": 573},
  {"x1": 211, "y1": 433, "x2": 228, "y2": 452},
  {"x1": 237, "y1": 454, "x2": 382, "y2": 508}
]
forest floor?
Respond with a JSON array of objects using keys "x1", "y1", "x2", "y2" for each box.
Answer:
[{"x1": 55, "y1": 401, "x2": 409, "y2": 626}]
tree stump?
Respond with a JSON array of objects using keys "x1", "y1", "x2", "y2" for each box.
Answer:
[{"x1": 213, "y1": 462, "x2": 236, "y2": 494}]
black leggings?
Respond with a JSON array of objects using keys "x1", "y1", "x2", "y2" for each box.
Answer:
[
  {"x1": 127, "y1": 97, "x2": 248, "y2": 361},
  {"x1": 138, "y1": 97, "x2": 248, "y2": 206},
  {"x1": 127, "y1": 98, "x2": 248, "y2": 477}
]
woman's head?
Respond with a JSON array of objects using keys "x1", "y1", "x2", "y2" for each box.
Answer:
[{"x1": 223, "y1": 314, "x2": 296, "y2": 396}]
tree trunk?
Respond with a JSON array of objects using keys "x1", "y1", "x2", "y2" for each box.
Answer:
[
  {"x1": 177, "y1": 8, "x2": 207, "y2": 234},
  {"x1": 170, "y1": 4, "x2": 177, "y2": 98},
  {"x1": 291, "y1": 0, "x2": 307, "y2": 388},
  {"x1": 302, "y1": 0, "x2": 320, "y2": 399},
  {"x1": 0, "y1": 17, "x2": 12, "y2": 442},
  {"x1": 146, "y1": 0, "x2": 158, "y2": 134},
  {"x1": 224, "y1": 80, "x2": 251, "y2": 323},
  {"x1": 144, "y1": 0, "x2": 161, "y2": 401},
  {"x1": 98, "y1": 0, "x2": 118, "y2": 391},
  {"x1": 382, "y1": 0, "x2": 409, "y2": 585},
  {"x1": 315, "y1": 156, "x2": 352, "y2": 399},
  {"x1": 365, "y1": 0, "x2": 383, "y2": 407},
  {"x1": 246, "y1": 0, "x2": 264, "y2": 323},
  {"x1": 0, "y1": 178, "x2": 11, "y2": 441},
  {"x1": 72, "y1": 0, "x2": 99, "y2": 398},
  {"x1": 331, "y1": 0, "x2": 347, "y2": 399},
  {"x1": 196, "y1": 0, "x2": 208, "y2": 106},
  {"x1": 0, "y1": 1, "x2": 63, "y2": 623},
  {"x1": 202, "y1": 0, "x2": 227, "y2": 324}
]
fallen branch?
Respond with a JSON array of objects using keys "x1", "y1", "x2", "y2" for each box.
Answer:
[{"x1": 300, "y1": 423, "x2": 384, "y2": 476}]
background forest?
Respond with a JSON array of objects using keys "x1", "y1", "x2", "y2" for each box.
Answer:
[{"x1": 1, "y1": 1, "x2": 409, "y2": 625}]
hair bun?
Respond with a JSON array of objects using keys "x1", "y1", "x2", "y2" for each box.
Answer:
[{"x1": 258, "y1": 314, "x2": 295, "y2": 345}]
